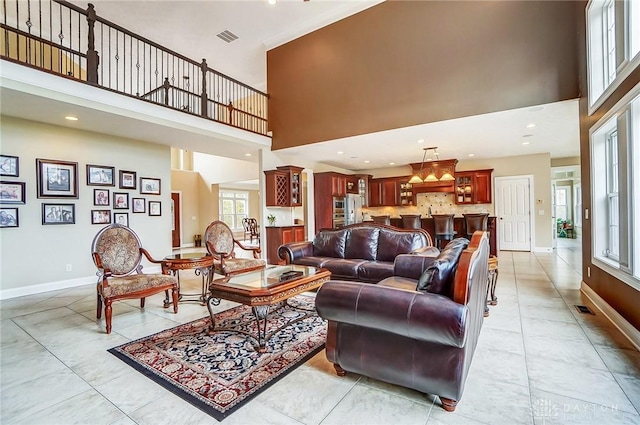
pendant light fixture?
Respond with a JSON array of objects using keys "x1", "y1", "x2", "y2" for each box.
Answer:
[{"x1": 408, "y1": 146, "x2": 443, "y2": 183}]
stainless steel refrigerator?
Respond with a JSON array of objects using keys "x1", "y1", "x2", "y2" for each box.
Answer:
[{"x1": 345, "y1": 194, "x2": 363, "y2": 226}]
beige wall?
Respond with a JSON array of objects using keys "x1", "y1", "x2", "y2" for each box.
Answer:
[
  {"x1": 171, "y1": 170, "x2": 201, "y2": 245},
  {"x1": 0, "y1": 116, "x2": 172, "y2": 296}
]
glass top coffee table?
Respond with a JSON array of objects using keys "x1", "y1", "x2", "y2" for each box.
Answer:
[{"x1": 206, "y1": 264, "x2": 331, "y2": 352}]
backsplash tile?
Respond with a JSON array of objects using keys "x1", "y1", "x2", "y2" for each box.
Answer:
[{"x1": 362, "y1": 193, "x2": 494, "y2": 219}]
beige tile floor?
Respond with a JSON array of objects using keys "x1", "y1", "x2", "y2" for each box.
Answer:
[{"x1": 1, "y1": 238, "x2": 640, "y2": 425}]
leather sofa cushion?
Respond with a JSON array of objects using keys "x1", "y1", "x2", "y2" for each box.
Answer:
[
  {"x1": 322, "y1": 258, "x2": 368, "y2": 280},
  {"x1": 293, "y1": 256, "x2": 334, "y2": 269},
  {"x1": 417, "y1": 238, "x2": 470, "y2": 297},
  {"x1": 345, "y1": 228, "x2": 379, "y2": 260},
  {"x1": 377, "y1": 229, "x2": 425, "y2": 262},
  {"x1": 313, "y1": 229, "x2": 349, "y2": 258},
  {"x1": 357, "y1": 261, "x2": 394, "y2": 283}
]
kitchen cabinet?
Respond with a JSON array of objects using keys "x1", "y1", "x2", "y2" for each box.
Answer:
[
  {"x1": 369, "y1": 177, "x2": 400, "y2": 206},
  {"x1": 331, "y1": 175, "x2": 347, "y2": 197},
  {"x1": 266, "y1": 225, "x2": 306, "y2": 265},
  {"x1": 455, "y1": 169, "x2": 493, "y2": 204},
  {"x1": 264, "y1": 165, "x2": 304, "y2": 207}
]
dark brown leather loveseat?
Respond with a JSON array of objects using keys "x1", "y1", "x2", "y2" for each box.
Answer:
[
  {"x1": 315, "y1": 231, "x2": 490, "y2": 412},
  {"x1": 277, "y1": 223, "x2": 435, "y2": 283}
]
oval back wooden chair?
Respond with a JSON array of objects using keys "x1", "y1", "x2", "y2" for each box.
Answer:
[
  {"x1": 91, "y1": 223, "x2": 178, "y2": 334},
  {"x1": 204, "y1": 220, "x2": 266, "y2": 276}
]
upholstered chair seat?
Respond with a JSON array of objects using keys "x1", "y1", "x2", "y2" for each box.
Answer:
[
  {"x1": 205, "y1": 220, "x2": 266, "y2": 276},
  {"x1": 92, "y1": 224, "x2": 178, "y2": 334}
]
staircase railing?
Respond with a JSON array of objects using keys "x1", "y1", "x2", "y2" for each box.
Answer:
[{"x1": 0, "y1": 0, "x2": 268, "y2": 136}]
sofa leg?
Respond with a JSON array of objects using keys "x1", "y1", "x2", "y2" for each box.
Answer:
[
  {"x1": 334, "y1": 364, "x2": 346, "y2": 377},
  {"x1": 440, "y1": 397, "x2": 458, "y2": 412}
]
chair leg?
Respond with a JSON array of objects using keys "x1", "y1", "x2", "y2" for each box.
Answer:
[
  {"x1": 440, "y1": 397, "x2": 458, "y2": 412},
  {"x1": 172, "y1": 287, "x2": 179, "y2": 313},
  {"x1": 140, "y1": 297, "x2": 145, "y2": 308},
  {"x1": 104, "y1": 300, "x2": 113, "y2": 334},
  {"x1": 334, "y1": 363, "x2": 346, "y2": 376},
  {"x1": 96, "y1": 293, "x2": 102, "y2": 319}
]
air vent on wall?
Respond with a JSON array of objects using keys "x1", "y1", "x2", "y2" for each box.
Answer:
[{"x1": 216, "y1": 30, "x2": 239, "y2": 43}]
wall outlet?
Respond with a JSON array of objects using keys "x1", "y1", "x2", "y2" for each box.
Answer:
[{"x1": 66, "y1": 264, "x2": 72, "y2": 272}]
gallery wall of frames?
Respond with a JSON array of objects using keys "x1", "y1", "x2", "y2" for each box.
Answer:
[{"x1": 0, "y1": 154, "x2": 163, "y2": 229}]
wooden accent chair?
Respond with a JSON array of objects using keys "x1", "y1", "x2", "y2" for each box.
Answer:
[
  {"x1": 91, "y1": 224, "x2": 178, "y2": 334},
  {"x1": 204, "y1": 220, "x2": 266, "y2": 276}
]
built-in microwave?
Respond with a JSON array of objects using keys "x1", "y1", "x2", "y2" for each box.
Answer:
[{"x1": 333, "y1": 197, "x2": 345, "y2": 211}]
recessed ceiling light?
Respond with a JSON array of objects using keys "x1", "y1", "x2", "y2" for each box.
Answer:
[
  {"x1": 337, "y1": 151, "x2": 344, "y2": 155},
  {"x1": 65, "y1": 116, "x2": 78, "y2": 121},
  {"x1": 522, "y1": 141, "x2": 530, "y2": 145},
  {"x1": 364, "y1": 160, "x2": 370, "y2": 164},
  {"x1": 468, "y1": 153, "x2": 475, "y2": 157},
  {"x1": 417, "y1": 139, "x2": 425, "y2": 144},
  {"x1": 244, "y1": 153, "x2": 252, "y2": 157},
  {"x1": 268, "y1": 0, "x2": 276, "y2": 5},
  {"x1": 389, "y1": 162, "x2": 395, "y2": 165},
  {"x1": 526, "y1": 123, "x2": 536, "y2": 128}
]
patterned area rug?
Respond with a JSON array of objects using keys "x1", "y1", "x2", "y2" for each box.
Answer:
[{"x1": 108, "y1": 294, "x2": 326, "y2": 421}]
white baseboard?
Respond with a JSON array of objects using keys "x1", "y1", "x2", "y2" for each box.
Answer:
[
  {"x1": 534, "y1": 246, "x2": 553, "y2": 253},
  {"x1": 0, "y1": 265, "x2": 163, "y2": 300},
  {"x1": 581, "y1": 281, "x2": 640, "y2": 351},
  {"x1": 181, "y1": 243, "x2": 195, "y2": 248}
]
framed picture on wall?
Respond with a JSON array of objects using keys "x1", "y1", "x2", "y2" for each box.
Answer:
[
  {"x1": 0, "y1": 207, "x2": 19, "y2": 228},
  {"x1": 149, "y1": 201, "x2": 161, "y2": 216},
  {"x1": 119, "y1": 170, "x2": 137, "y2": 190},
  {"x1": 132, "y1": 198, "x2": 146, "y2": 213},
  {"x1": 113, "y1": 212, "x2": 129, "y2": 227},
  {"x1": 0, "y1": 155, "x2": 19, "y2": 177},
  {"x1": 140, "y1": 177, "x2": 161, "y2": 195},
  {"x1": 86, "y1": 164, "x2": 115, "y2": 186},
  {"x1": 113, "y1": 192, "x2": 129, "y2": 209},
  {"x1": 94, "y1": 189, "x2": 110, "y2": 206},
  {"x1": 0, "y1": 181, "x2": 26, "y2": 204},
  {"x1": 91, "y1": 210, "x2": 111, "y2": 225},
  {"x1": 42, "y1": 203, "x2": 75, "y2": 224},
  {"x1": 37, "y1": 159, "x2": 78, "y2": 198}
]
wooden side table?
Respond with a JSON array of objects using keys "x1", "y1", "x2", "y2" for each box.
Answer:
[{"x1": 163, "y1": 252, "x2": 214, "y2": 306}]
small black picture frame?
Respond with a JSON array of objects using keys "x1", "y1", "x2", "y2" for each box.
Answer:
[
  {"x1": 42, "y1": 203, "x2": 75, "y2": 225},
  {"x1": 0, "y1": 181, "x2": 26, "y2": 204},
  {"x1": 94, "y1": 189, "x2": 110, "y2": 206},
  {"x1": 91, "y1": 209, "x2": 111, "y2": 225},
  {"x1": 132, "y1": 198, "x2": 146, "y2": 213},
  {"x1": 0, "y1": 207, "x2": 19, "y2": 228},
  {"x1": 113, "y1": 212, "x2": 129, "y2": 227},
  {"x1": 86, "y1": 164, "x2": 115, "y2": 187},
  {"x1": 140, "y1": 177, "x2": 161, "y2": 195},
  {"x1": 0, "y1": 155, "x2": 19, "y2": 177},
  {"x1": 149, "y1": 201, "x2": 161, "y2": 216},
  {"x1": 113, "y1": 192, "x2": 129, "y2": 210},
  {"x1": 119, "y1": 170, "x2": 137, "y2": 190}
]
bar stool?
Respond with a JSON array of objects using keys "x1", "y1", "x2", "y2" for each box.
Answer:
[
  {"x1": 463, "y1": 213, "x2": 489, "y2": 239},
  {"x1": 400, "y1": 214, "x2": 421, "y2": 229},
  {"x1": 432, "y1": 214, "x2": 456, "y2": 250},
  {"x1": 371, "y1": 215, "x2": 390, "y2": 225}
]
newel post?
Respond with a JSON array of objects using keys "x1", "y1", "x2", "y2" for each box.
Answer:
[
  {"x1": 227, "y1": 101, "x2": 234, "y2": 125},
  {"x1": 86, "y1": 3, "x2": 99, "y2": 85},
  {"x1": 200, "y1": 59, "x2": 208, "y2": 118}
]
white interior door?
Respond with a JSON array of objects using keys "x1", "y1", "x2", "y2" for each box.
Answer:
[{"x1": 495, "y1": 176, "x2": 532, "y2": 251}]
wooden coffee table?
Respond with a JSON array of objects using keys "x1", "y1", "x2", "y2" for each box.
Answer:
[{"x1": 206, "y1": 265, "x2": 331, "y2": 352}]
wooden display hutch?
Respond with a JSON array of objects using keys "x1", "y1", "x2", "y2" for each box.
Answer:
[{"x1": 264, "y1": 165, "x2": 304, "y2": 207}]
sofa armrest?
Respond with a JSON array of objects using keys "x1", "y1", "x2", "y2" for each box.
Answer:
[
  {"x1": 316, "y1": 280, "x2": 468, "y2": 348},
  {"x1": 278, "y1": 241, "x2": 314, "y2": 264},
  {"x1": 393, "y1": 252, "x2": 438, "y2": 280},
  {"x1": 411, "y1": 246, "x2": 440, "y2": 256}
]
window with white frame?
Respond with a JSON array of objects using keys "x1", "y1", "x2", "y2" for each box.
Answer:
[
  {"x1": 590, "y1": 86, "x2": 640, "y2": 288},
  {"x1": 587, "y1": 0, "x2": 640, "y2": 110},
  {"x1": 219, "y1": 191, "x2": 248, "y2": 231}
]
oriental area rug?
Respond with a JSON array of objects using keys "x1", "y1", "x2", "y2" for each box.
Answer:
[{"x1": 108, "y1": 294, "x2": 326, "y2": 421}]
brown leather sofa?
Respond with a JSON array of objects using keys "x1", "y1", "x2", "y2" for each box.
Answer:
[
  {"x1": 315, "y1": 231, "x2": 490, "y2": 412},
  {"x1": 278, "y1": 223, "x2": 435, "y2": 283}
]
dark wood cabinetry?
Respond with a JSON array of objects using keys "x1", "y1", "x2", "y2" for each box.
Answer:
[
  {"x1": 369, "y1": 177, "x2": 401, "y2": 207},
  {"x1": 331, "y1": 175, "x2": 347, "y2": 197},
  {"x1": 266, "y1": 225, "x2": 306, "y2": 264},
  {"x1": 455, "y1": 169, "x2": 493, "y2": 204},
  {"x1": 264, "y1": 165, "x2": 304, "y2": 207}
]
